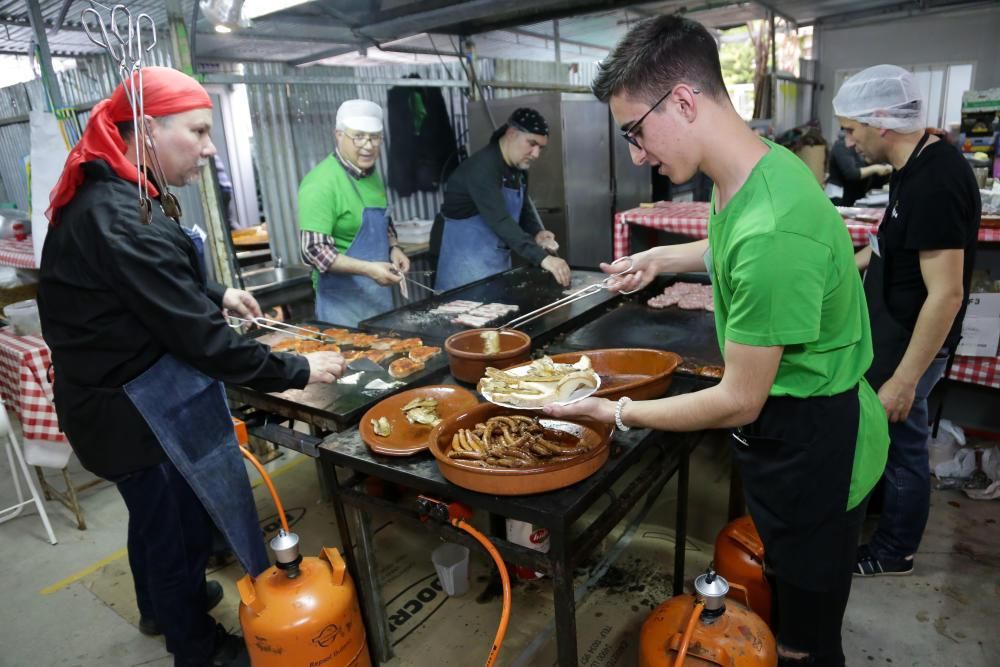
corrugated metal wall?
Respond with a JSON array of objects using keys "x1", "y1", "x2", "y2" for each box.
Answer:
[
  {"x1": 244, "y1": 60, "x2": 473, "y2": 265},
  {"x1": 243, "y1": 57, "x2": 591, "y2": 266},
  {"x1": 0, "y1": 54, "x2": 599, "y2": 263}
]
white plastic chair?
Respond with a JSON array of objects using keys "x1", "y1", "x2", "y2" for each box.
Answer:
[{"x1": 0, "y1": 398, "x2": 57, "y2": 544}]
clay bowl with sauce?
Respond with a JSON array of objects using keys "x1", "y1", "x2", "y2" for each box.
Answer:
[
  {"x1": 443, "y1": 328, "x2": 532, "y2": 384},
  {"x1": 504, "y1": 348, "x2": 682, "y2": 402},
  {"x1": 428, "y1": 402, "x2": 613, "y2": 495}
]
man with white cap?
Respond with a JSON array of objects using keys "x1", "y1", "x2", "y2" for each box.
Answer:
[
  {"x1": 299, "y1": 99, "x2": 409, "y2": 327},
  {"x1": 833, "y1": 65, "x2": 981, "y2": 577}
]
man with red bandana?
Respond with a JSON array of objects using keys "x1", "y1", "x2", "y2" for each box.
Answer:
[{"x1": 38, "y1": 67, "x2": 344, "y2": 666}]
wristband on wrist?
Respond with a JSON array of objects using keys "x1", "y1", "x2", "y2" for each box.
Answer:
[{"x1": 615, "y1": 397, "x2": 632, "y2": 431}]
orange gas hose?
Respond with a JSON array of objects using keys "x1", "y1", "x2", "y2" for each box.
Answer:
[
  {"x1": 451, "y1": 517, "x2": 511, "y2": 667},
  {"x1": 240, "y1": 445, "x2": 289, "y2": 534},
  {"x1": 673, "y1": 599, "x2": 705, "y2": 667}
]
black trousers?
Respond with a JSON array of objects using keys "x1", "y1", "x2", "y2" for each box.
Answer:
[
  {"x1": 116, "y1": 460, "x2": 217, "y2": 666},
  {"x1": 770, "y1": 499, "x2": 868, "y2": 666}
]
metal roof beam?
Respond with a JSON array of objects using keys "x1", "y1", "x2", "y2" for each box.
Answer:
[
  {"x1": 753, "y1": 1, "x2": 797, "y2": 26},
  {"x1": 504, "y1": 28, "x2": 610, "y2": 52},
  {"x1": 288, "y1": 44, "x2": 360, "y2": 66}
]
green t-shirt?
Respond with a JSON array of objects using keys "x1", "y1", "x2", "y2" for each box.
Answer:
[
  {"x1": 298, "y1": 154, "x2": 387, "y2": 252},
  {"x1": 707, "y1": 139, "x2": 888, "y2": 510}
]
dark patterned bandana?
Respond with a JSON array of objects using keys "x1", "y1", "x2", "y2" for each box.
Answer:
[{"x1": 508, "y1": 107, "x2": 549, "y2": 136}]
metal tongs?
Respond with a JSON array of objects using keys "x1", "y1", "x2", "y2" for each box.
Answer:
[
  {"x1": 81, "y1": 4, "x2": 181, "y2": 223},
  {"x1": 226, "y1": 315, "x2": 325, "y2": 341},
  {"x1": 499, "y1": 256, "x2": 641, "y2": 331}
]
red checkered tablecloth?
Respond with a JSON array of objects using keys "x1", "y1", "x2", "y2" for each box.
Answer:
[
  {"x1": 948, "y1": 355, "x2": 1000, "y2": 389},
  {"x1": 614, "y1": 203, "x2": 1000, "y2": 259},
  {"x1": 0, "y1": 236, "x2": 38, "y2": 269},
  {"x1": 0, "y1": 328, "x2": 65, "y2": 441},
  {"x1": 614, "y1": 202, "x2": 883, "y2": 258}
]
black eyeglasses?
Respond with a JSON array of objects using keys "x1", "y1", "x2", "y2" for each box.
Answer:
[{"x1": 621, "y1": 86, "x2": 700, "y2": 149}]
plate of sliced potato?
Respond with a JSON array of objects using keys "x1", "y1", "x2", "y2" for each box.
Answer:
[{"x1": 360, "y1": 385, "x2": 479, "y2": 456}]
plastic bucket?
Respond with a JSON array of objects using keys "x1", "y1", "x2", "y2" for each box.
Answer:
[{"x1": 431, "y1": 543, "x2": 470, "y2": 596}]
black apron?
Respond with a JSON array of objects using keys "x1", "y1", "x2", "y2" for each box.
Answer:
[
  {"x1": 731, "y1": 386, "x2": 860, "y2": 591},
  {"x1": 863, "y1": 132, "x2": 930, "y2": 390}
]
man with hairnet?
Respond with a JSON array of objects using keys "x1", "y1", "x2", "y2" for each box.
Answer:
[
  {"x1": 39, "y1": 67, "x2": 345, "y2": 665},
  {"x1": 299, "y1": 99, "x2": 409, "y2": 327},
  {"x1": 833, "y1": 65, "x2": 981, "y2": 577},
  {"x1": 434, "y1": 107, "x2": 571, "y2": 290}
]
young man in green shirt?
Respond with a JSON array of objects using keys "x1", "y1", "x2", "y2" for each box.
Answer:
[
  {"x1": 547, "y1": 16, "x2": 888, "y2": 666},
  {"x1": 299, "y1": 99, "x2": 409, "y2": 327}
]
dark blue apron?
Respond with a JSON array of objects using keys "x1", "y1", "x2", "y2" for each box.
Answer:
[
  {"x1": 123, "y1": 224, "x2": 270, "y2": 577},
  {"x1": 434, "y1": 183, "x2": 524, "y2": 291},
  {"x1": 315, "y1": 168, "x2": 393, "y2": 327}
]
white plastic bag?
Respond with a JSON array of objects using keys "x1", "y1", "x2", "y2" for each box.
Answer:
[{"x1": 928, "y1": 419, "x2": 966, "y2": 473}]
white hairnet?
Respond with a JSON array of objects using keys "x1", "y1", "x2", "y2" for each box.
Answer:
[
  {"x1": 832, "y1": 64, "x2": 926, "y2": 133},
  {"x1": 336, "y1": 99, "x2": 383, "y2": 133}
]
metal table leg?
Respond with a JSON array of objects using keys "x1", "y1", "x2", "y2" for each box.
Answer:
[
  {"x1": 549, "y1": 525, "x2": 578, "y2": 667},
  {"x1": 350, "y1": 504, "x2": 392, "y2": 662},
  {"x1": 673, "y1": 439, "x2": 690, "y2": 596},
  {"x1": 327, "y1": 467, "x2": 382, "y2": 666}
]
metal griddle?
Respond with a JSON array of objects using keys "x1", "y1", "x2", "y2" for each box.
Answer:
[
  {"x1": 359, "y1": 266, "x2": 622, "y2": 345},
  {"x1": 224, "y1": 322, "x2": 448, "y2": 432},
  {"x1": 559, "y1": 274, "x2": 724, "y2": 370}
]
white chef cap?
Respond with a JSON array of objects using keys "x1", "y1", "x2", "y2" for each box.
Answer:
[
  {"x1": 832, "y1": 64, "x2": 926, "y2": 133},
  {"x1": 336, "y1": 99, "x2": 383, "y2": 133}
]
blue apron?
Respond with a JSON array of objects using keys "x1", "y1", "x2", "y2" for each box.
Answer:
[
  {"x1": 123, "y1": 225, "x2": 270, "y2": 577},
  {"x1": 315, "y1": 168, "x2": 393, "y2": 327},
  {"x1": 435, "y1": 183, "x2": 524, "y2": 291}
]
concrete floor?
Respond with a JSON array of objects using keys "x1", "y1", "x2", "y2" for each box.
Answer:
[{"x1": 1, "y1": 428, "x2": 997, "y2": 667}]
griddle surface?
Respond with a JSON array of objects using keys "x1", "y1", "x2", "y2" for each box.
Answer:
[
  {"x1": 360, "y1": 266, "x2": 620, "y2": 345},
  {"x1": 560, "y1": 275, "x2": 723, "y2": 368}
]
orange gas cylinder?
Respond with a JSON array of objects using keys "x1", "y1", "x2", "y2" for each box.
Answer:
[
  {"x1": 238, "y1": 533, "x2": 370, "y2": 667},
  {"x1": 713, "y1": 515, "x2": 771, "y2": 627},
  {"x1": 639, "y1": 571, "x2": 776, "y2": 667}
]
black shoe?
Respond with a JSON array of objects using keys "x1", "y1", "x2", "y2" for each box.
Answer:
[
  {"x1": 206, "y1": 624, "x2": 249, "y2": 667},
  {"x1": 854, "y1": 544, "x2": 914, "y2": 577},
  {"x1": 138, "y1": 580, "x2": 225, "y2": 636}
]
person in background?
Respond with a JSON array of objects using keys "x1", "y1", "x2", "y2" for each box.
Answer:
[
  {"x1": 826, "y1": 128, "x2": 893, "y2": 206},
  {"x1": 298, "y1": 99, "x2": 409, "y2": 327},
  {"x1": 38, "y1": 67, "x2": 345, "y2": 667},
  {"x1": 434, "y1": 108, "x2": 571, "y2": 291},
  {"x1": 833, "y1": 65, "x2": 981, "y2": 577},
  {"x1": 546, "y1": 16, "x2": 888, "y2": 666}
]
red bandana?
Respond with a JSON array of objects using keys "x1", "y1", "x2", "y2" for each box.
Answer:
[{"x1": 47, "y1": 66, "x2": 212, "y2": 224}]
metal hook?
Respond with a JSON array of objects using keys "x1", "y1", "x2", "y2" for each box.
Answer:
[
  {"x1": 109, "y1": 4, "x2": 134, "y2": 62},
  {"x1": 81, "y1": 7, "x2": 124, "y2": 65},
  {"x1": 136, "y1": 13, "x2": 157, "y2": 52}
]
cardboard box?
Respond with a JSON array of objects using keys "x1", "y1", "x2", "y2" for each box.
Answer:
[
  {"x1": 966, "y1": 292, "x2": 1000, "y2": 319},
  {"x1": 955, "y1": 316, "x2": 1000, "y2": 357}
]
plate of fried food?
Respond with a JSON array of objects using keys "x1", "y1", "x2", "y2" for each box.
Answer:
[
  {"x1": 428, "y1": 402, "x2": 614, "y2": 494},
  {"x1": 476, "y1": 355, "x2": 601, "y2": 409},
  {"x1": 360, "y1": 385, "x2": 479, "y2": 456}
]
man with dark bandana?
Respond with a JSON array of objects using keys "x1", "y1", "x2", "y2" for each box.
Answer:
[{"x1": 435, "y1": 107, "x2": 571, "y2": 290}]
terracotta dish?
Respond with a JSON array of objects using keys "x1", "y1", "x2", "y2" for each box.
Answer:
[
  {"x1": 428, "y1": 402, "x2": 614, "y2": 495},
  {"x1": 444, "y1": 328, "x2": 532, "y2": 384},
  {"x1": 504, "y1": 349, "x2": 682, "y2": 401},
  {"x1": 360, "y1": 385, "x2": 479, "y2": 456}
]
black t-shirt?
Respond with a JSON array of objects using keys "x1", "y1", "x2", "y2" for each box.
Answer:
[
  {"x1": 881, "y1": 138, "x2": 981, "y2": 347},
  {"x1": 828, "y1": 137, "x2": 887, "y2": 206},
  {"x1": 38, "y1": 160, "x2": 309, "y2": 478},
  {"x1": 438, "y1": 141, "x2": 546, "y2": 265}
]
